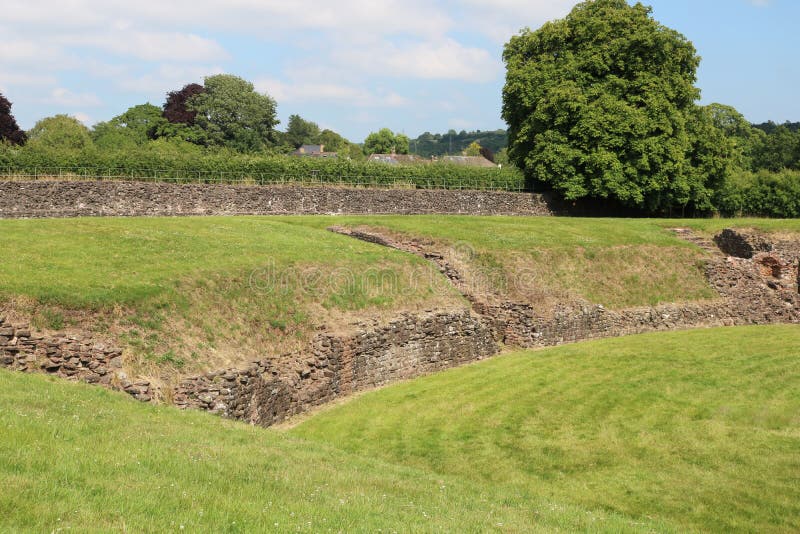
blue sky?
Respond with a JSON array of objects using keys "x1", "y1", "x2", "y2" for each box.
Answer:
[{"x1": 1, "y1": 0, "x2": 796, "y2": 142}]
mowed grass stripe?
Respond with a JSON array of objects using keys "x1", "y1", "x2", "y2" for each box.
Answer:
[
  {"x1": 0, "y1": 369, "x2": 668, "y2": 533},
  {"x1": 293, "y1": 325, "x2": 800, "y2": 533}
]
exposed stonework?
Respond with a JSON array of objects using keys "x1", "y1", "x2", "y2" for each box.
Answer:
[
  {"x1": 330, "y1": 226, "x2": 800, "y2": 349},
  {"x1": 0, "y1": 315, "x2": 154, "y2": 401},
  {"x1": 714, "y1": 228, "x2": 773, "y2": 258},
  {"x1": 172, "y1": 310, "x2": 497, "y2": 426},
  {"x1": 3, "y1": 224, "x2": 798, "y2": 429},
  {"x1": 0, "y1": 180, "x2": 553, "y2": 218}
]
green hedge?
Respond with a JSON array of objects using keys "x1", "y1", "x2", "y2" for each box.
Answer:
[
  {"x1": 715, "y1": 170, "x2": 800, "y2": 218},
  {"x1": 0, "y1": 144, "x2": 525, "y2": 191}
]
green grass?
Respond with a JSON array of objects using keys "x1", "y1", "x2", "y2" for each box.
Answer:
[
  {"x1": 0, "y1": 369, "x2": 667, "y2": 533},
  {"x1": 293, "y1": 325, "x2": 800, "y2": 533},
  {"x1": 0, "y1": 216, "x2": 456, "y2": 375},
  {"x1": 286, "y1": 216, "x2": 724, "y2": 308},
  {"x1": 0, "y1": 216, "x2": 444, "y2": 309},
  {"x1": 1, "y1": 215, "x2": 796, "y2": 375}
]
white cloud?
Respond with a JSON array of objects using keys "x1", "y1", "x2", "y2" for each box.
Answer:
[
  {"x1": 0, "y1": 41, "x2": 65, "y2": 63},
  {"x1": 1, "y1": 0, "x2": 452, "y2": 38},
  {"x1": 336, "y1": 39, "x2": 500, "y2": 82},
  {"x1": 116, "y1": 65, "x2": 226, "y2": 94},
  {"x1": 73, "y1": 112, "x2": 94, "y2": 126},
  {"x1": 255, "y1": 79, "x2": 408, "y2": 108},
  {"x1": 0, "y1": 71, "x2": 58, "y2": 90},
  {"x1": 60, "y1": 31, "x2": 229, "y2": 62},
  {"x1": 46, "y1": 88, "x2": 103, "y2": 107}
]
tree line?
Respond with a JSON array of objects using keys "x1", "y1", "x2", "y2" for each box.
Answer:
[{"x1": 0, "y1": 75, "x2": 425, "y2": 160}]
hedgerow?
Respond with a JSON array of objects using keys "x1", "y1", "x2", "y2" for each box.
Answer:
[{"x1": 0, "y1": 143, "x2": 525, "y2": 191}]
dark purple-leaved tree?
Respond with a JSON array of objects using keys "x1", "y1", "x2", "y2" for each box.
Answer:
[
  {"x1": 0, "y1": 92, "x2": 27, "y2": 145},
  {"x1": 162, "y1": 83, "x2": 205, "y2": 124}
]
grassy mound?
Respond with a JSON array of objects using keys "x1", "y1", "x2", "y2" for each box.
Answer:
[
  {"x1": 0, "y1": 369, "x2": 666, "y2": 533},
  {"x1": 293, "y1": 325, "x2": 800, "y2": 533},
  {"x1": 2, "y1": 215, "x2": 797, "y2": 380}
]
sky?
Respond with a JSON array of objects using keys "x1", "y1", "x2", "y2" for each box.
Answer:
[{"x1": 1, "y1": 0, "x2": 797, "y2": 143}]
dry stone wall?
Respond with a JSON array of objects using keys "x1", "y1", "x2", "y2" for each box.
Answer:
[
  {"x1": 0, "y1": 180, "x2": 553, "y2": 218},
  {"x1": 173, "y1": 310, "x2": 496, "y2": 426},
  {"x1": 0, "y1": 315, "x2": 155, "y2": 401}
]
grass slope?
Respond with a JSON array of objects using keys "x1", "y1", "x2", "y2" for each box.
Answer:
[
  {"x1": 0, "y1": 217, "x2": 456, "y2": 376},
  {"x1": 0, "y1": 369, "x2": 666, "y2": 533},
  {"x1": 286, "y1": 216, "x2": 721, "y2": 308},
  {"x1": 293, "y1": 325, "x2": 800, "y2": 533}
]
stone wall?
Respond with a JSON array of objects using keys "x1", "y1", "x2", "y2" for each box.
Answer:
[
  {"x1": 332, "y1": 226, "x2": 800, "y2": 349},
  {"x1": 0, "y1": 180, "x2": 553, "y2": 218},
  {"x1": 0, "y1": 315, "x2": 155, "y2": 401},
  {"x1": 173, "y1": 310, "x2": 496, "y2": 426}
]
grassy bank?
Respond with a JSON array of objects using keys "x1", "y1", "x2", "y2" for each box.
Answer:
[
  {"x1": 286, "y1": 216, "x2": 723, "y2": 308},
  {"x1": 2, "y1": 215, "x2": 797, "y2": 378},
  {"x1": 293, "y1": 325, "x2": 800, "y2": 533},
  {"x1": 3, "y1": 326, "x2": 797, "y2": 532},
  {"x1": 0, "y1": 217, "x2": 457, "y2": 376}
]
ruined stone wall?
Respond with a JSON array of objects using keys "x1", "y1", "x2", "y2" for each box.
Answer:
[
  {"x1": 333, "y1": 226, "x2": 800, "y2": 349},
  {"x1": 0, "y1": 180, "x2": 553, "y2": 218},
  {"x1": 0, "y1": 315, "x2": 154, "y2": 400},
  {"x1": 173, "y1": 310, "x2": 496, "y2": 426}
]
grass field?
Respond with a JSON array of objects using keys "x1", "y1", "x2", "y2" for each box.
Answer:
[
  {"x1": 659, "y1": 217, "x2": 800, "y2": 235},
  {"x1": 2, "y1": 326, "x2": 797, "y2": 532},
  {"x1": 0, "y1": 368, "x2": 667, "y2": 533},
  {"x1": 293, "y1": 325, "x2": 800, "y2": 533}
]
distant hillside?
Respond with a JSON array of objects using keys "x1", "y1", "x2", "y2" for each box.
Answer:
[{"x1": 410, "y1": 129, "x2": 507, "y2": 157}]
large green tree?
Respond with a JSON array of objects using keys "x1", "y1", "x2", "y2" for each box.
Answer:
[
  {"x1": 502, "y1": 0, "x2": 728, "y2": 212},
  {"x1": 27, "y1": 115, "x2": 92, "y2": 151},
  {"x1": 93, "y1": 103, "x2": 167, "y2": 149},
  {"x1": 189, "y1": 74, "x2": 279, "y2": 152},
  {"x1": 363, "y1": 128, "x2": 409, "y2": 155}
]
